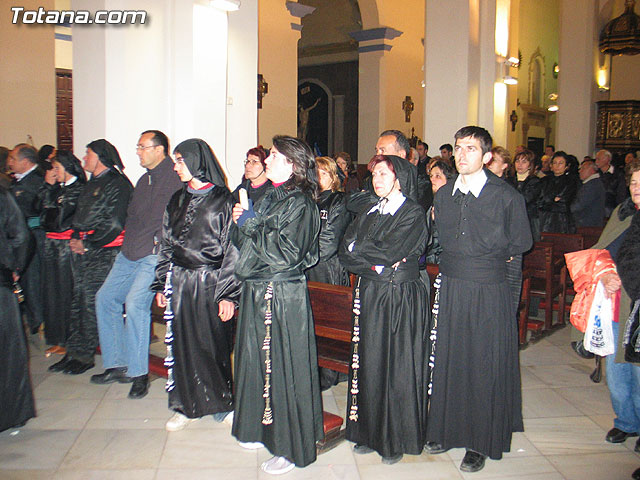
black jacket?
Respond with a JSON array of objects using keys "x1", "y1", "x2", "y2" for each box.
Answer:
[
  {"x1": 39, "y1": 180, "x2": 85, "y2": 233},
  {"x1": 11, "y1": 168, "x2": 44, "y2": 223},
  {"x1": 601, "y1": 167, "x2": 628, "y2": 216},
  {"x1": 0, "y1": 187, "x2": 30, "y2": 286},
  {"x1": 617, "y1": 210, "x2": 640, "y2": 300},
  {"x1": 538, "y1": 173, "x2": 578, "y2": 233},
  {"x1": 71, "y1": 169, "x2": 133, "y2": 248}
]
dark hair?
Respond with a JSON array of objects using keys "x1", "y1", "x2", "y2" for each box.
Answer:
[
  {"x1": 453, "y1": 126, "x2": 493, "y2": 155},
  {"x1": 379, "y1": 129, "x2": 410, "y2": 157},
  {"x1": 551, "y1": 151, "x2": 570, "y2": 163},
  {"x1": 38, "y1": 145, "x2": 55, "y2": 162},
  {"x1": 625, "y1": 159, "x2": 640, "y2": 186},
  {"x1": 0, "y1": 146, "x2": 8, "y2": 173},
  {"x1": 246, "y1": 145, "x2": 268, "y2": 168},
  {"x1": 141, "y1": 130, "x2": 169, "y2": 155},
  {"x1": 566, "y1": 154, "x2": 579, "y2": 176},
  {"x1": 333, "y1": 151, "x2": 357, "y2": 175},
  {"x1": 439, "y1": 143, "x2": 453, "y2": 153},
  {"x1": 417, "y1": 140, "x2": 428, "y2": 150},
  {"x1": 429, "y1": 159, "x2": 455, "y2": 180},
  {"x1": 514, "y1": 149, "x2": 536, "y2": 174},
  {"x1": 272, "y1": 135, "x2": 318, "y2": 200},
  {"x1": 13, "y1": 143, "x2": 38, "y2": 165},
  {"x1": 367, "y1": 154, "x2": 397, "y2": 176},
  {"x1": 546, "y1": 144, "x2": 555, "y2": 152}
]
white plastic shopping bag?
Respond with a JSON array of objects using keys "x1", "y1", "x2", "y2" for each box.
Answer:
[{"x1": 583, "y1": 280, "x2": 615, "y2": 356}]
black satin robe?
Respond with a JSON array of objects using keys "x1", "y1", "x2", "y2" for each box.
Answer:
[
  {"x1": 230, "y1": 185, "x2": 323, "y2": 468},
  {"x1": 516, "y1": 174, "x2": 542, "y2": 241},
  {"x1": 152, "y1": 185, "x2": 241, "y2": 418},
  {"x1": 338, "y1": 194, "x2": 429, "y2": 458},
  {"x1": 40, "y1": 181, "x2": 83, "y2": 346},
  {"x1": 538, "y1": 173, "x2": 578, "y2": 234},
  {"x1": 0, "y1": 187, "x2": 35, "y2": 432},
  {"x1": 305, "y1": 190, "x2": 350, "y2": 286}
]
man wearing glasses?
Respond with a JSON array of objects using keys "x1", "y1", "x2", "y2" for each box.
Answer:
[{"x1": 91, "y1": 130, "x2": 181, "y2": 398}]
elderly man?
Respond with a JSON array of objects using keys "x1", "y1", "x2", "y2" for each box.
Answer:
[
  {"x1": 91, "y1": 131, "x2": 181, "y2": 398},
  {"x1": 595, "y1": 149, "x2": 628, "y2": 216},
  {"x1": 570, "y1": 159, "x2": 605, "y2": 227},
  {"x1": 49, "y1": 140, "x2": 133, "y2": 375},
  {"x1": 426, "y1": 126, "x2": 532, "y2": 472},
  {"x1": 7, "y1": 144, "x2": 45, "y2": 333}
]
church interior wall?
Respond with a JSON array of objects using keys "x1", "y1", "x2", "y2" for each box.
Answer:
[{"x1": 0, "y1": 0, "x2": 57, "y2": 148}]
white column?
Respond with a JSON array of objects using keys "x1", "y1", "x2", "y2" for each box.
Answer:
[{"x1": 557, "y1": 0, "x2": 598, "y2": 157}]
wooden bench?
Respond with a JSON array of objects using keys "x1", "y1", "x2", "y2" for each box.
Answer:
[{"x1": 577, "y1": 226, "x2": 604, "y2": 249}]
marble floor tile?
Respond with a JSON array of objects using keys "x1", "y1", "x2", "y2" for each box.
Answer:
[
  {"x1": 160, "y1": 428, "x2": 257, "y2": 469},
  {"x1": 357, "y1": 461, "x2": 463, "y2": 480},
  {"x1": 34, "y1": 375, "x2": 108, "y2": 400},
  {"x1": 0, "y1": 470, "x2": 57, "y2": 479},
  {"x1": 156, "y1": 468, "x2": 258, "y2": 480},
  {"x1": 524, "y1": 416, "x2": 628, "y2": 455},
  {"x1": 457, "y1": 455, "x2": 558, "y2": 479},
  {"x1": 547, "y1": 451, "x2": 640, "y2": 480},
  {"x1": 59, "y1": 429, "x2": 167, "y2": 470},
  {"x1": 258, "y1": 464, "x2": 359, "y2": 480},
  {"x1": 522, "y1": 388, "x2": 583, "y2": 419},
  {"x1": 23, "y1": 398, "x2": 99, "y2": 430},
  {"x1": 519, "y1": 344, "x2": 578, "y2": 367},
  {"x1": 0, "y1": 429, "x2": 81, "y2": 469},
  {"x1": 53, "y1": 470, "x2": 156, "y2": 480},
  {"x1": 101, "y1": 376, "x2": 166, "y2": 400},
  {"x1": 554, "y1": 385, "x2": 614, "y2": 416},
  {"x1": 519, "y1": 366, "x2": 548, "y2": 390},
  {"x1": 527, "y1": 363, "x2": 599, "y2": 388}
]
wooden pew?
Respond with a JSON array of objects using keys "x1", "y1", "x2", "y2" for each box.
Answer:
[{"x1": 577, "y1": 226, "x2": 604, "y2": 249}]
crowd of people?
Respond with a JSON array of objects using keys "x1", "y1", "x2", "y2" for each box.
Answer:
[{"x1": 1, "y1": 126, "x2": 639, "y2": 476}]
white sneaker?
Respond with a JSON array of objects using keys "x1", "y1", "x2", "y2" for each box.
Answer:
[
  {"x1": 223, "y1": 411, "x2": 234, "y2": 427},
  {"x1": 238, "y1": 441, "x2": 264, "y2": 450},
  {"x1": 261, "y1": 456, "x2": 295, "y2": 475},
  {"x1": 165, "y1": 412, "x2": 198, "y2": 432}
]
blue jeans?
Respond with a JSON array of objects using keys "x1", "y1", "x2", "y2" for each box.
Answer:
[
  {"x1": 96, "y1": 252, "x2": 157, "y2": 377},
  {"x1": 606, "y1": 321, "x2": 640, "y2": 433}
]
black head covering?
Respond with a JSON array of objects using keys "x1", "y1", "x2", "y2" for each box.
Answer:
[
  {"x1": 55, "y1": 150, "x2": 87, "y2": 184},
  {"x1": 38, "y1": 145, "x2": 55, "y2": 163},
  {"x1": 386, "y1": 155, "x2": 417, "y2": 202},
  {"x1": 174, "y1": 138, "x2": 226, "y2": 187},
  {"x1": 86, "y1": 139, "x2": 125, "y2": 173}
]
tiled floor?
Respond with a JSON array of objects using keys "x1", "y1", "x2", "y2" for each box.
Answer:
[{"x1": 2, "y1": 326, "x2": 639, "y2": 479}]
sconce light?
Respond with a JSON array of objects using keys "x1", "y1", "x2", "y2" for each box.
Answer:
[
  {"x1": 210, "y1": 0, "x2": 240, "y2": 11},
  {"x1": 505, "y1": 57, "x2": 520, "y2": 67},
  {"x1": 548, "y1": 92, "x2": 558, "y2": 101},
  {"x1": 553, "y1": 63, "x2": 559, "y2": 79},
  {"x1": 548, "y1": 105, "x2": 559, "y2": 112},
  {"x1": 501, "y1": 56, "x2": 519, "y2": 84},
  {"x1": 503, "y1": 75, "x2": 518, "y2": 85},
  {"x1": 597, "y1": 67, "x2": 610, "y2": 92}
]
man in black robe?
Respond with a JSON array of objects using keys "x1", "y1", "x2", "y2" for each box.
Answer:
[
  {"x1": 0, "y1": 186, "x2": 35, "y2": 431},
  {"x1": 49, "y1": 139, "x2": 132, "y2": 375},
  {"x1": 7, "y1": 143, "x2": 45, "y2": 333},
  {"x1": 91, "y1": 130, "x2": 181, "y2": 398},
  {"x1": 426, "y1": 126, "x2": 532, "y2": 472}
]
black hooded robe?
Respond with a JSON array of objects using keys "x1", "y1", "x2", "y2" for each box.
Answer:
[
  {"x1": 427, "y1": 171, "x2": 532, "y2": 460},
  {"x1": 338, "y1": 155, "x2": 429, "y2": 458},
  {"x1": 0, "y1": 187, "x2": 35, "y2": 432},
  {"x1": 231, "y1": 185, "x2": 323, "y2": 468}
]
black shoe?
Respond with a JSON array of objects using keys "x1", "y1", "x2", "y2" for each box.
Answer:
[
  {"x1": 90, "y1": 367, "x2": 131, "y2": 385},
  {"x1": 63, "y1": 359, "x2": 94, "y2": 375},
  {"x1": 635, "y1": 437, "x2": 640, "y2": 453},
  {"x1": 633, "y1": 466, "x2": 640, "y2": 480},
  {"x1": 424, "y1": 442, "x2": 448, "y2": 454},
  {"x1": 381, "y1": 454, "x2": 403, "y2": 465},
  {"x1": 49, "y1": 355, "x2": 72, "y2": 372},
  {"x1": 460, "y1": 450, "x2": 486, "y2": 473},
  {"x1": 128, "y1": 374, "x2": 149, "y2": 399},
  {"x1": 606, "y1": 427, "x2": 638, "y2": 443},
  {"x1": 353, "y1": 444, "x2": 375, "y2": 455},
  {"x1": 571, "y1": 341, "x2": 595, "y2": 359}
]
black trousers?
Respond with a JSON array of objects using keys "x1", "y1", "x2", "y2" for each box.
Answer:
[
  {"x1": 21, "y1": 228, "x2": 45, "y2": 331},
  {"x1": 66, "y1": 246, "x2": 119, "y2": 363}
]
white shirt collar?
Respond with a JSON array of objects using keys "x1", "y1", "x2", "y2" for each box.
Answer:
[
  {"x1": 452, "y1": 168, "x2": 487, "y2": 197},
  {"x1": 14, "y1": 164, "x2": 37, "y2": 181},
  {"x1": 582, "y1": 172, "x2": 600, "y2": 184},
  {"x1": 64, "y1": 176, "x2": 78, "y2": 186},
  {"x1": 367, "y1": 191, "x2": 406, "y2": 216},
  {"x1": 607, "y1": 164, "x2": 614, "y2": 174}
]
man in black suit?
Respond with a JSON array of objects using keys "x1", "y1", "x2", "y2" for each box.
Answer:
[
  {"x1": 7, "y1": 144, "x2": 45, "y2": 332},
  {"x1": 595, "y1": 149, "x2": 628, "y2": 217}
]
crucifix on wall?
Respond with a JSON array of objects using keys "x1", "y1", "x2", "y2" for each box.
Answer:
[{"x1": 402, "y1": 96, "x2": 414, "y2": 123}]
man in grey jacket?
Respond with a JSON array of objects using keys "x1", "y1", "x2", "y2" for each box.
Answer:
[{"x1": 571, "y1": 159, "x2": 606, "y2": 227}]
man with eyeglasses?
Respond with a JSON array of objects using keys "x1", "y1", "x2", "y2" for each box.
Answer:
[{"x1": 91, "y1": 130, "x2": 181, "y2": 398}]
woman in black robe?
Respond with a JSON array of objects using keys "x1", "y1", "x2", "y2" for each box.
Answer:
[
  {"x1": 514, "y1": 149, "x2": 542, "y2": 241},
  {"x1": 538, "y1": 151, "x2": 578, "y2": 233},
  {"x1": 338, "y1": 154, "x2": 429, "y2": 464},
  {"x1": 306, "y1": 156, "x2": 350, "y2": 286},
  {"x1": 40, "y1": 151, "x2": 86, "y2": 355},
  {"x1": 0, "y1": 187, "x2": 35, "y2": 432},
  {"x1": 152, "y1": 138, "x2": 240, "y2": 431},
  {"x1": 231, "y1": 135, "x2": 323, "y2": 475}
]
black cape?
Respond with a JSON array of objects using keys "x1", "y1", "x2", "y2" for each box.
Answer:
[
  {"x1": 305, "y1": 190, "x2": 350, "y2": 286},
  {"x1": 230, "y1": 185, "x2": 323, "y2": 467},
  {"x1": 338, "y1": 155, "x2": 429, "y2": 457},
  {"x1": 152, "y1": 183, "x2": 241, "y2": 418},
  {"x1": 428, "y1": 169, "x2": 532, "y2": 459}
]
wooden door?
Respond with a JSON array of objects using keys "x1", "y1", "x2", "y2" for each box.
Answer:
[{"x1": 56, "y1": 69, "x2": 73, "y2": 151}]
